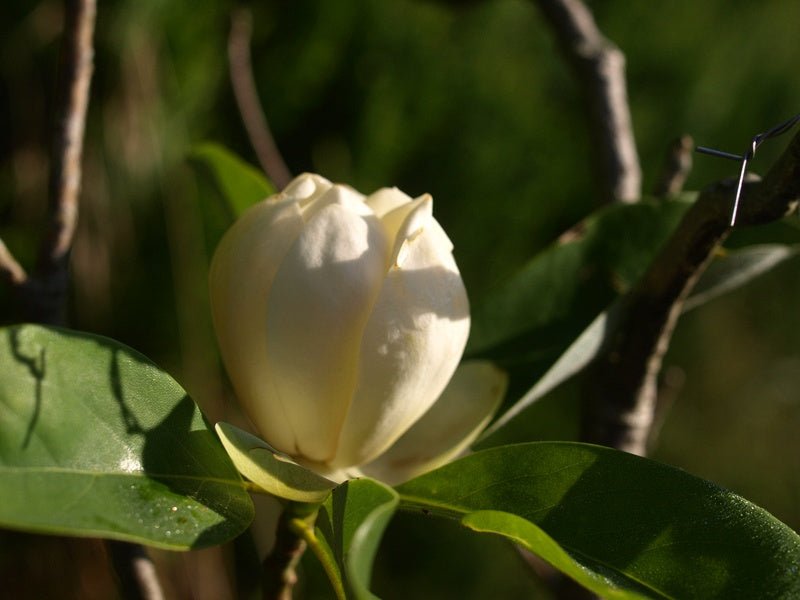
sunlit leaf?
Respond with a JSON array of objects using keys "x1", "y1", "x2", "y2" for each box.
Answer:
[
  {"x1": 0, "y1": 325, "x2": 254, "y2": 550},
  {"x1": 397, "y1": 443, "x2": 800, "y2": 599},
  {"x1": 216, "y1": 422, "x2": 336, "y2": 503}
]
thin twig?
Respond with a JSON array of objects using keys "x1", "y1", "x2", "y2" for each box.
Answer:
[
  {"x1": 535, "y1": 0, "x2": 641, "y2": 204},
  {"x1": 11, "y1": 0, "x2": 96, "y2": 325},
  {"x1": 0, "y1": 238, "x2": 28, "y2": 286},
  {"x1": 654, "y1": 135, "x2": 693, "y2": 198},
  {"x1": 229, "y1": 8, "x2": 292, "y2": 189},
  {"x1": 40, "y1": 0, "x2": 95, "y2": 276},
  {"x1": 580, "y1": 130, "x2": 800, "y2": 454}
]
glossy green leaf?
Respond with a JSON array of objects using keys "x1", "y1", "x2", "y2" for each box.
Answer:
[
  {"x1": 216, "y1": 422, "x2": 336, "y2": 503},
  {"x1": 0, "y1": 324, "x2": 254, "y2": 550},
  {"x1": 313, "y1": 478, "x2": 399, "y2": 600},
  {"x1": 190, "y1": 142, "x2": 275, "y2": 218},
  {"x1": 397, "y1": 443, "x2": 800, "y2": 599}
]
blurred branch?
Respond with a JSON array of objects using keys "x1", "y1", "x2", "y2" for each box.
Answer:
[
  {"x1": 4, "y1": 0, "x2": 97, "y2": 325},
  {"x1": 535, "y1": 0, "x2": 641, "y2": 204},
  {"x1": 262, "y1": 504, "x2": 315, "y2": 600},
  {"x1": 580, "y1": 130, "x2": 800, "y2": 455},
  {"x1": 107, "y1": 541, "x2": 165, "y2": 600},
  {"x1": 229, "y1": 8, "x2": 292, "y2": 189},
  {"x1": 654, "y1": 135, "x2": 693, "y2": 198},
  {"x1": 647, "y1": 365, "x2": 685, "y2": 453},
  {"x1": 0, "y1": 238, "x2": 27, "y2": 286},
  {"x1": 40, "y1": 0, "x2": 95, "y2": 276}
]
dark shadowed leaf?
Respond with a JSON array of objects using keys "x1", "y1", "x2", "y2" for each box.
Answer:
[
  {"x1": 479, "y1": 301, "x2": 622, "y2": 442},
  {"x1": 685, "y1": 244, "x2": 799, "y2": 311},
  {"x1": 397, "y1": 443, "x2": 800, "y2": 599},
  {"x1": 478, "y1": 238, "x2": 797, "y2": 444},
  {"x1": 0, "y1": 325, "x2": 254, "y2": 550},
  {"x1": 466, "y1": 197, "x2": 693, "y2": 366}
]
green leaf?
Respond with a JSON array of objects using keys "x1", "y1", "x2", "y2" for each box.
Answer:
[
  {"x1": 313, "y1": 478, "x2": 399, "y2": 600},
  {"x1": 190, "y1": 142, "x2": 275, "y2": 218},
  {"x1": 467, "y1": 197, "x2": 692, "y2": 365},
  {"x1": 463, "y1": 511, "x2": 651, "y2": 599},
  {"x1": 0, "y1": 324, "x2": 254, "y2": 550},
  {"x1": 685, "y1": 243, "x2": 799, "y2": 311},
  {"x1": 479, "y1": 242, "x2": 796, "y2": 443},
  {"x1": 216, "y1": 422, "x2": 336, "y2": 503},
  {"x1": 479, "y1": 301, "x2": 623, "y2": 441},
  {"x1": 397, "y1": 443, "x2": 800, "y2": 599}
]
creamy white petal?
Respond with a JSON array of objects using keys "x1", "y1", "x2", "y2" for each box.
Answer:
[
  {"x1": 211, "y1": 174, "x2": 473, "y2": 479},
  {"x1": 282, "y1": 173, "x2": 333, "y2": 209},
  {"x1": 359, "y1": 360, "x2": 507, "y2": 485},
  {"x1": 332, "y1": 212, "x2": 470, "y2": 468},
  {"x1": 424, "y1": 213, "x2": 454, "y2": 252},
  {"x1": 365, "y1": 187, "x2": 413, "y2": 218},
  {"x1": 209, "y1": 199, "x2": 306, "y2": 453},
  {"x1": 300, "y1": 181, "x2": 367, "y2": 224},
  {"x1": 266, "y1": 191, "x2": 390, "y2": 462}
]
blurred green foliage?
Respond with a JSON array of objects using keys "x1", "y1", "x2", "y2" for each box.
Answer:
[{"x1": 2, "y1": 0, "x2": 800, "y2": 597}]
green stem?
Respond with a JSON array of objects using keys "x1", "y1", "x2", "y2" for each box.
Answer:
[{"x1": 290, "y1": 514, "x2": 347, "y2": 600}]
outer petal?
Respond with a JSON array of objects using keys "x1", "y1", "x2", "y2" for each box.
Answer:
[
  {"x1": 332, "y1": 201, "x2": 470, "y2": 468},
  {"x1": 265, "y1": 185, "x2": 390, "y2": 463},
  {"x1": 365, "y1": 187, "x2": 414, "y2": 219},
  {"x1": 359, "y1": 361, "x2": 507, "y2": 485},
  {"x1": 298, "y1": 178, "x2": 364, "y2": 223},
  {"x1": 282, "y1": 172, "x2": 334, "y2": 211},
  {"x1": 209, "y1": 198, "x2": 306, "y2": 453}
]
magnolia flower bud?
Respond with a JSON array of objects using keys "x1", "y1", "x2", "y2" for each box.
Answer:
[{"x1": 210, "y1": 173, "x2": 504, "y2": 481}]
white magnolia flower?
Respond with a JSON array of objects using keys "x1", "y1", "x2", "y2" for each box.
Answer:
[{"x1": 210, "y1": 173, "x2": 505, "y2": 484}]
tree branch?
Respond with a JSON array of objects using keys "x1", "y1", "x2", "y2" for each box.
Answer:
[
  {"x1": 0, "y1": 238, "x2": 27, "y2": 287},
  {"x1": 654, "y1": 135, "x2": 693, "y2": 198},
  {"x1": 229, "y1": 8, "x2": 292, "y2": 189},
  {"x1": 40, "y1": 0, "x2": 95, "y2": 273},
  {"x1": 580, "y1": 130, "x2": 800, "y2": 454},
  {"x1": 535, "y1": 0, "x2": 641, "y2": 204},
  {"x1": 7, "y1": 0, "x2": 97, "y2": 325}
]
